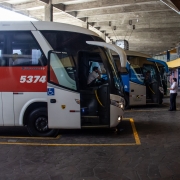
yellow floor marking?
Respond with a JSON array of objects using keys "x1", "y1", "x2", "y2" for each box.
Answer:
[
  {"x1": 0, "y1": 134, "x2": 61, "y2": 140},
  {"x1": 0, "y1": 142, "x2": 137, "y2": 146},
  {"x1": 130, "y1": 118, "x2": 141, "y2": 145},
  {"x1": 0, "y1": 118, "x2": 140, "y2": 146}
]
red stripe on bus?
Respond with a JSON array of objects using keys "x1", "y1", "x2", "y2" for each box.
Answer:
[{"x1": 0, "y1": 66, "x2": 47, "y2": 92}]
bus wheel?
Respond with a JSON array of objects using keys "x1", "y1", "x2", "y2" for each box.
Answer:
[{"x1": 27, "y1": 107, "x2": 59, "y2": 137}]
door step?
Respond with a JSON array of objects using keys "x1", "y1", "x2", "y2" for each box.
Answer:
[
  {"x1": 146, "y1": 103, "x2": 157, "y2": 105},
  {"x1": 81, "y1": 116, "x2": 99, "y2": 118},
  {"x1": 146, "y1": 99, "x2": 153, "y2": 103},
  {"x1": 81, "y1": 125, "x2": 109, "y2": 128}
]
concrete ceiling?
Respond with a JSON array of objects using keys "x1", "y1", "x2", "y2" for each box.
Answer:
[{"x1": 0, "y1": 0, "x2": 180, "y2": 56}]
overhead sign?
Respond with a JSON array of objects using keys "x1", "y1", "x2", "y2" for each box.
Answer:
[{"x1": 116, "y1": 40, "x2": 129, "y2": 50}]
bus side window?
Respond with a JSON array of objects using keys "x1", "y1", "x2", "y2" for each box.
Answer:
[
  {"x1": 0, "y1": 34, "x2": 6, "y2": 66},
  {"x1": 0, "y1": 58, "x2": 6, "y2": 66},
  {"x1": 7, "y1": 32, "x2": 47, "y2": 66}
]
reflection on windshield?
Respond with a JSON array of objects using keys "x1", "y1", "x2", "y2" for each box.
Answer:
[{"x1": 105, "y1": 49, "x2": 124, "y2": 95}]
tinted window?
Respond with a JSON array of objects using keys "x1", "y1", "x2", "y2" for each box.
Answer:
[
  {"x1": 143, "y1": 64, "x2": 158, "y2": 82},
  {"x1": 41, "y1": 31, "x2": 99, "y2": 64},
  {"x1": 49, "y1": 51, "x2": 77, "y2": 91},
  {"x1": 0, "y1": 31, "x2": 46, "y2": 66},
  {"x1": 0, "y1": 34, "x2": 5, "y2": 66}
]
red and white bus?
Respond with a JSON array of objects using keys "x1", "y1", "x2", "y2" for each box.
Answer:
[{"x1": 0, "y1": 21, "x2": 126, "y2": 136}]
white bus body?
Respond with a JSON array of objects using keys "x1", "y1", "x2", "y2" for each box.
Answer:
[{"x1": 0, "y1": 21, "x2": 125, "y2": 136}]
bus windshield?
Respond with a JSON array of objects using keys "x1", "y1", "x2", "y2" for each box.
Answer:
[
  {"x1": 127, "y1": 56, "x2": 159, "y2": 85},
  {"x1": 105, "y1": 48, "x2": 124, "y2": 95}
]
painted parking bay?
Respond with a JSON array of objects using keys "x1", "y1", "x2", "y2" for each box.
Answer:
[{"x1": 0, "y1": 118, "x2": 140, "y2": 146}]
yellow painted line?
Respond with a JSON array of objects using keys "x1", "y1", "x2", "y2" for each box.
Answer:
[
  {"x1": 130, "y1": 118, "x2": 141, "y2": 145},
  {"x1": 0, "y1": 134, "x2": 61, "y2": 140},
  {"x1": 0, "y1": 119, "x2": 140, "y2": 146},
  {"x1": 0, "y1": 142, "x2": 137, "y2": 146}
]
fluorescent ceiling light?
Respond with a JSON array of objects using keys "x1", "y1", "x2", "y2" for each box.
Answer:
[{"x1": 27, "y1": 6, "x2": 44, "y2": 11}]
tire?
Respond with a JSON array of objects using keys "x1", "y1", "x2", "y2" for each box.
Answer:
[{"x1": 27, "y1": 107, "x2": 59, "y2": 137}]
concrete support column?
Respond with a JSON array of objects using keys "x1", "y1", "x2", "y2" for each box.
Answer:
[
  {"x1": 167, "y1": 50, "x2": 170, "y2": 62},
  {"x1": 177, "y1": 43, "x2": 180, "y2": 58},
  {"x1": 44, "y1": 0, "x2": 53, "y2": 21}
]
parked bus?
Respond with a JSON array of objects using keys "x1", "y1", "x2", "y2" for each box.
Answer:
[
  {"x1": 0, "y1": 21, "x2": 126, "y2": 136},
  {"x1": 113, "y1": 50, "x2": 169, "y2": 107}
]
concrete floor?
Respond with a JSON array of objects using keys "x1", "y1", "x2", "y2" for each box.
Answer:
[{"x1": 0, "y1": 97, "x2": 179, "y2": 180}]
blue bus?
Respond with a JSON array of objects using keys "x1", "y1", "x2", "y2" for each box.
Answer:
[{"x1": 113, "y1": 50, "x2": 169, "y2": 107}]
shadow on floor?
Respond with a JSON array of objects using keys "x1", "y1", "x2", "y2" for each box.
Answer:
[
  {"x1": 0, "y1": 120, "x2": 133, "y2": 138},
  {"x1": 134, "y1": 119, "x2": 180, "y2": 136}
]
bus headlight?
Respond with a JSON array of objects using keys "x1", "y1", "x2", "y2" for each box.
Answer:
[
  {"x1": 110, "y1": 99, "x2": 124, "y2": 110},
  {"x1": 118, "y1": 116, "x2": 121, "y2": 121}
]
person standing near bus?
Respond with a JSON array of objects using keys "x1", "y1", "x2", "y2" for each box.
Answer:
[
  {"x1": 144, "y1": 70, "x2": 152, "y2": 98},
  {"x1": 168, "y1": 78, "x2": 178, "y2": 111}
]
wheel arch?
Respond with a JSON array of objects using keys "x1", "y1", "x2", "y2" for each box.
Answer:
[{"x1": 19, "y1": 98, "x2": 47, "y2": 126}]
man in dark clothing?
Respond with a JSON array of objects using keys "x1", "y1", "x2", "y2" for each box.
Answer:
[{"x1": 144, "y1": 71, "x2": 152, "y2": 99}]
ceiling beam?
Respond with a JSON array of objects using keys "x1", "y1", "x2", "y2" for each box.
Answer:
[
  {"x1": 97, "y1": 26, "x2": 180, "y2": 32},
  {"x1": 64, "y1": 0, "x2": 158, "y2": 12},
  {"x1": 53, "y1": 3, "x2": 65, "y2": 11},
  {"x1": 13, "y1": 1, "x2": 46, "y2": 11},
  {"x1": 51, "y1": 0, "x2": 94, "y2": 3},
  {"x1": 76, "y1": 2, "x2": 169, "y2": 18},
  {"x1": 92, "y1": 21, "x2": 180, "y2": 29},
  {"x1": 87, "y1": 11, "x2": 179, "y2": 22},
  {"x1": 107, "y1": 33, "x2": 180, "y2": 39}
]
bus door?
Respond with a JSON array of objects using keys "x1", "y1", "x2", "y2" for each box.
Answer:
[
  {"x1": 78, "y1": 51, "x2": 110, "y2": 127},
  {"x1": 147, "y1": 58, "x2": 169, "y2": 96},
  {"x1": 85, "y1": 41, "x2": 126, "y2": 127},
  {"x1": 143, "y1": 64, "x2": 159, "y2": 103},
  {"x1": 129, "y1": 64, "x2": 146, "y2": 105},
  {"x1": 47, "y1": 51, "x2": 81, "y2": 129}
]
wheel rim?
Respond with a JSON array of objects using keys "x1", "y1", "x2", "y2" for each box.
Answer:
[{"x1": 35, "y1": 116, "x2": 49, "y2": 132}]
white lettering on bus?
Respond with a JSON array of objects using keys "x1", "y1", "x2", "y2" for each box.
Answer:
[{"x1": 20, "y1": 76, "x2": 46, "y2": 83}]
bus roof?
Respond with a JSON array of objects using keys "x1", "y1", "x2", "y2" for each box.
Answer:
[{"x1": 0, "y1": 21, "x2": 99, "y2": 37}]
